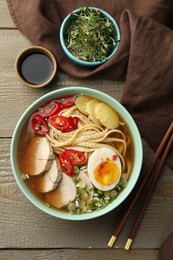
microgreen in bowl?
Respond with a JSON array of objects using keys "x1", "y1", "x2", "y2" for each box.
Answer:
[{"x1": 60, "y1": 7, "x2": 120, "y2": 67}]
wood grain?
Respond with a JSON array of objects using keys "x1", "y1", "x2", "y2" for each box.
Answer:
[
  {"x1": 0, "y1": 249, "x2": 158, "y2": 260},
  {"x1": 0, "y1": 29, "x2": 124, "y2": 137},
  {"x1": 1, "y1": 139, "x2": 173, "y2": 249}
]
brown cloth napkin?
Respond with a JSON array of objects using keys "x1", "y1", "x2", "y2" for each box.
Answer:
[
  {"x1": 158, "y1": 232, "x2": 173, "y2": 260},
  {"x1": 7, "y1": 0, "x2": 173, "y2": 169}
]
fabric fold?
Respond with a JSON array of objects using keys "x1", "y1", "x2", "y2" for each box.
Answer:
[
  {"x1": 158, "y1": 232, "x2": 173, "y2": 260},
  {"x1": 7, "y1": 0, "x2": 173, "y2": 168}
]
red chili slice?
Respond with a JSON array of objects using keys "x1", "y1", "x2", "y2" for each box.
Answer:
[
  {"x1": 59, "y1": 153, "x2": 74, "y2": 175},
  {"x1": 62, "y1": 97, "x2": 75, "y2": 108},
  {"x1": 64, "y1": 149, "x2": 86, "y2": 165},
  {"x1": 48, "y1": 115, "x2": 71, "y2": 132},
  {"x1": 112, "y1": 154, "x2": 118, "y2": 160},
  {"x1": 68, "y1": 116, "x2": 79, "y2": 130},
  {"x1": 48, "y1": 115, "x2": 78, "y2": 132},
  {"x1": 31, "y1": 114, "x2": 48, "y2": 135},
  {"x1": 63, "y1": 100, "x2": 75, "y2": 108},
  {"x1": 40, "y1": 102, "x2": 63, "y2": 118}
]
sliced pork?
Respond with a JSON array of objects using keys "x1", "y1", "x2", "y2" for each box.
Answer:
[
  {"x1": 44, "y1": 173, "x2": 76, "y2": 209},
  {"x1": 27, "y1": 159, "x2": 62, "y2": 193},
  {"x1": 23, "y1": 136, "x2": 55, "y2": 176}
]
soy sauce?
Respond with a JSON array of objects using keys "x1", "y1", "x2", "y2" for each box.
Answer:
[{"x1": 20, "y1": 53, "x2": 53, "y2": 85}]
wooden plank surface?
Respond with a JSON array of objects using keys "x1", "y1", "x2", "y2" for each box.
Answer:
[
  {"x1": 0, "y1": 29, "x2": 124, "y2": 137},
  {"x1": 0, "y1": 249, "x2": 158, "y2": 260},
  {"x1": 1, "y1": 138, "x2": 173, "y2": 249},
  {"x1": 0, "y1": 1, "x2": 173, "y2": 259}
]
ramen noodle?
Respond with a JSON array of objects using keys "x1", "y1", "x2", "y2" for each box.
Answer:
[{"x1": 17, "y1": 95, "x2": 134, "y2": 214}]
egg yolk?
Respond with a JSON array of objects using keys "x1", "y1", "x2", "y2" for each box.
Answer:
[{"x1": 94, "y1": 159, "x2": 120, "y2": 186}]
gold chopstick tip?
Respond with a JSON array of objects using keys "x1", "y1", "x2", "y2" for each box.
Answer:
[
  {"x1": 124, "y1": 238, "x2": 133, "y2": 250},
  {"x1": 108, "y1": 235, "x2": 116, "y2": 247}
]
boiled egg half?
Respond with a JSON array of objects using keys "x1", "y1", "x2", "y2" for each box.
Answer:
[{"x1": 88, "y1": 148, "x2": 122, "y2": 191}]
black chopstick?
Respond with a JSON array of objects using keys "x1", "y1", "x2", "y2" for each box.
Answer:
[{"x1": 108, "y1": 121, "x2": 173, "y2": 248}]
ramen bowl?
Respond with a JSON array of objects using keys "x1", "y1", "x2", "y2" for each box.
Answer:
[
  {"x1": 60, "y1": 7, "x2": 120, "y2": 67},
  {"x1": 10, "y1": 87, "x2": 143, "y2": 221}
]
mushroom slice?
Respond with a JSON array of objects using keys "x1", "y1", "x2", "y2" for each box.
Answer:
[
  {"x1": 26, "y1": 159, "x2": 62, "y2": 193},
  {"x1": 44, "y1": 173, "x2": 76, "y2": 209},
  {"x1": 23, "y1": 136, "x2": 55, "y2": 176}
]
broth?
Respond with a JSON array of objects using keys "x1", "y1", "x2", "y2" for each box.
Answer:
[{"x1": 17, "y1": 95, "x2": 134, "y2": 214}]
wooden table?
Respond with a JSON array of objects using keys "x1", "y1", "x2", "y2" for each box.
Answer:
[{"x1": 0, "y1": 1, "x2": 173, "y2": 259}]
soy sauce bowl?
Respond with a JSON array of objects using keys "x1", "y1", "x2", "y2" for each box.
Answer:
[{"x1": 15, "y1": 46, "x2": 57, "y2": 88}]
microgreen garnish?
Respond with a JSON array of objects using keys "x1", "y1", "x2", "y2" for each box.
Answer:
[{"x1": 65, "y1": 7, "x2": 117, "y2": 62}]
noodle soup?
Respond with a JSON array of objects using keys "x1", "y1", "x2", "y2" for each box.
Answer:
[{"x1": 17, "y1": 94, "x2": 134, "y2": 215}]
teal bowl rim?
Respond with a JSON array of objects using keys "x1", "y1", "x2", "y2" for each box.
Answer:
[
  {"x1": 10, "y1": 87, "x2": 143, "y2": 221},
  {"x1": 60, "y1": 7, "x2": 121, "y2": 67}
]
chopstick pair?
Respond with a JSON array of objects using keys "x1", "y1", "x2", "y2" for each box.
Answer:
[{"x1": 108, "y1": 121, "x2": 173, "y2": 250}]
